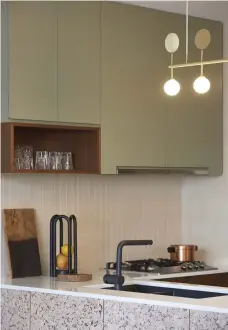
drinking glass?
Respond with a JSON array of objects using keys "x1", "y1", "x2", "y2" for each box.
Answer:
[
  {"x1": 62, "y1": 152, "x2": 73, "y2": 170},
  {"x1": 55, "y1": 152, "x2": 63, "y2": 170},
  {"x1": 48, "y1": 152, "x2": 62, "y2": 170},
  {"x1": 48, "y1": 151, "x2": 56, "y2": 170},
  {"x1": 23, "y1": 146, "x2": 34, "y2": 169},
  {"x1": 35, "y1": 151, "x2": 48, "y2": 170},
  {"x1": 14, "y1": 145, "x2": 21, "y2": 170},
  {"x1": 14, "y1": 145, "x2": 33, "y2": 170}
]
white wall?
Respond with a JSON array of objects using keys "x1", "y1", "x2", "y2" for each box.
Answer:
[
  {"x1": 1, "y1": 174, "x2": 182, "y2": 277},
  {"x1": 182, "y1": 9, "x2": 228, "y2": 267}
]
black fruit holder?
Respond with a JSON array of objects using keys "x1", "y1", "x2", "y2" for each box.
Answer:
[{"x1": 50, "y1": 214, "x2": 77, "y2": 277}]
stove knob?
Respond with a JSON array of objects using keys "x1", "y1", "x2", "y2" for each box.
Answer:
[
  {"x1": 187, "y1": 263, "x2": 193, "y2": 270},
  {"x1": 181, "y1": 265, "x2": 187, "y2": 271},
  {"x1": 199, "y1": 263, "x2": 205, "y2": 269},
  {"x1": 110, "y1": 262, "x2": 115, "y2": 269},
  {"x1": 140, "y1": 265, "x2": 146, "y2": 272},
  {"x1": 194, "y1": 265, "x2": 199, "y2": 270},
  {"x1": 122, "y1": 263, "x2": 129, "y2": 270}
]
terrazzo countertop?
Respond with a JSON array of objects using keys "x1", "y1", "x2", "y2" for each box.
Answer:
[{"x1": 1, "y1": 268, "x2": 228, "y2": 314}]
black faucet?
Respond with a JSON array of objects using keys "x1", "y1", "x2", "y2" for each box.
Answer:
[{"x1": 103, "y1": 240, "x2": 153, "y2": 290}]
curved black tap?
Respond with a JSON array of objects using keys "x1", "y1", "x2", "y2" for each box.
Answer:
[{"x1": 103, "y1": 240, "x2": 153, "y2": 290}]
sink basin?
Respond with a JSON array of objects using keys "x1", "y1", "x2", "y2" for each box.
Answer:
[
  {"x1": 154, "y1": 272, "x2": 228, "y2": 287},
  {"x1": 102, "y1": 284, "x2": 228, "y2": 299}
]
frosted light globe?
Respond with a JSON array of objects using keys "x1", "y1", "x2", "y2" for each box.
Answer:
[
  {"x1": 193, "y1": 76, "x2": 210, "y2": 94},
  {"x1": 164, "y1": 79, "x2": 180, "y2": 96}
]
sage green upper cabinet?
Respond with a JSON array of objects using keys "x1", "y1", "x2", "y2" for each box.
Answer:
[
  {"x1": 58, "y1": 2, "x2": 101, "y2": 125},
  {"x1": 4, "y1": 1, "x2": 101, "y2": 125},
  {"x1": 101, "y1": 2, "x2": 223, "y2": 175},
  {"x1": 164, "y1": 14, "x2": 223, "y2": 175},
  {"x1": 101, "y1": 2, "x2": 166, "y2": 174},
  {"x1": 8, "y1": 2, "x2": 58, "y2": 121}
]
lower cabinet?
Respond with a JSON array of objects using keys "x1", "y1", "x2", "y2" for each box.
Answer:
[
  {"x1": 190, "y1": 310, "x2": 228, "y2": 330},
  {"x1": 2, "y1": 289, "x2": 228, "y2": 330},
  {"x1": 30, "y1": 292, "x2": 103, "y2": 330},
  {"x1": 104, "y1": 300, "x2": 189, "y2": 330},
  {"x1": 1, "y1": 289, "x2": 30, "y2": 330},
  {"x1": 1, "y1": 289, "x2": 103, "y2": 330}
]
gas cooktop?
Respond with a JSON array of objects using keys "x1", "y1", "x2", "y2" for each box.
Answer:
[{"x1": 106, "y1": 259, "x2": 218, "y2": 275}]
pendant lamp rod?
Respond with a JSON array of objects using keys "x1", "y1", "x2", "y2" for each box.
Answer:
[
  {"x1": 169, "y1": 58, "x2": 228, "y2": 69},
  {"x1": 186, "y1": 0, "x2": 189, "y2": 64},
  {"x1": 171, "y1": 53, "x2": 174, "y2": 78},
  {"x1": 200, "y1": 50, "x2": 204, "y2": 76}
]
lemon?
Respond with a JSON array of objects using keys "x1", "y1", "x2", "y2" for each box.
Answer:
[
  {"x1": 61, "y1": 244, "x2": 74, "y2": 257},
  {"x1": 56, "y1": 254, "x2": 68, "y2": 270}
]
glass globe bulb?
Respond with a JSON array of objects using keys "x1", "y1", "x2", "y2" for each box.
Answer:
[
  {"x1": 193, "y1": 76, "x2": 210, "y2": 94},
  {"x1": 164, "y1": 79, "x2": 180, "y2": 96}
]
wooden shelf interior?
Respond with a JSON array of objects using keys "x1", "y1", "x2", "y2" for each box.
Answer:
[{"x1": 1, "y1": 123, "x2": 100, "y2": 173}]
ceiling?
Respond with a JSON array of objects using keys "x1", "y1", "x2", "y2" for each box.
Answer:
[{"x1": 116, "y1": 1, "x2": 228, "y2": 22}]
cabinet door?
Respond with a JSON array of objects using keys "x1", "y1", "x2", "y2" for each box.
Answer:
[
  {"x1": 101, "y1": 3, "x2": 166, "y2": 174},
  {"x1": 8, "y1": 2, "x2": 57, "y2": 121},
  {"x1": 58, "y1": 2, "x2": 101, "y2": 125},
  {"x1": 164, "y1": 16, "x2": 223, "y2": 175}
]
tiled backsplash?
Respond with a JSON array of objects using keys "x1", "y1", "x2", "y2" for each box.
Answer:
[{"x1": 1, "y1": 174, "x2": 181, "y2": 276}]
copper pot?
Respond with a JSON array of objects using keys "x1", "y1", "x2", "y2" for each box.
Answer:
[{"x1": 167, "y1": 245, "x2": 198, "y2": 262}]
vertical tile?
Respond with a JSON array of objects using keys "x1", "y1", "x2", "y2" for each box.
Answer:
[
  {"x1": 31, "y1": 292, "x2": 103, "y2": 330},
  {"x1": 104, "y1": 300, "x2": 189, "y2": 330},
  {"x1": 190, "y1": 310, "x2": 228, "y2": 330},
  {"x1": 1, "y1": 174, "x2": 182, "y2": 275},
  {"x1": 1, "y1": 289, "x2": 30, "y2": 330}
]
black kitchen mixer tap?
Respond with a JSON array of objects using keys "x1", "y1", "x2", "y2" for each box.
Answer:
[{"x1": 103, "y1": 240, "x2": 153, "y2": 290}]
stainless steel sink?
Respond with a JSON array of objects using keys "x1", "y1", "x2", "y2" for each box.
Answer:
[{"x1": 102, "y1": 284, "x2": 227, "y2": 299}]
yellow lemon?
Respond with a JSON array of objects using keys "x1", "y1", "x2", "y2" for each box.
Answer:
[
  {"x1": 56, "y1": 254, "x2": 68, "y2": 270},
  {"x1": 61, "y1": 244, "x2": 74, "y2": 257}
]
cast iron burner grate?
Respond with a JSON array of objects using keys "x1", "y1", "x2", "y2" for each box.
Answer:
[{"x1": 105, "y1": 259, "x2": 217, "y2": 274}]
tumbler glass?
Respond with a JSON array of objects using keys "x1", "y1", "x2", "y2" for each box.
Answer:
[
  {"x1": 62, "y1": 152, "x2": 73, "y2": 170},
  {"x1": 35, "y1": 151, "x2": 48, "y2": 170},
  {"x1": 14, "y1": 145, "x2": 33, "y2": 170},
  {"x1": 48, "y1": 151, "x2": 62, "y2": 170}
]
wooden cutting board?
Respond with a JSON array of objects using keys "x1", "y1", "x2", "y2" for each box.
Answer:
[{"x1": 4, "y1": 208, "x2": 42, "y2": 278}]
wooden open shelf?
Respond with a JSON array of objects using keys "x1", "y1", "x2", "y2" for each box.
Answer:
[
  {"x1": 1, "y1": 123, "x2": 101, "y2": 174},
  {"x1": 11, "y1": 170, "x2": 99, "y2": 174}
]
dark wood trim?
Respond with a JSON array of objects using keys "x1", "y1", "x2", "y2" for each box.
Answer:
[
  {"x1": 1, "y1": 122, "x2": 101, "y2": 174},
  {"x1": 157, "y1": 272, "x2": 228, "y2": 288},
  {"x1": 12, "y1": 170, "x2": 100, "y2": 174},
  {"x1": 1, "y1": 123, "x2": 12, "y2": 172},
  {"x1": 10, "y1": 124, "x2": 14, "y2": 172},
  {"x1": 98, "y1": 127, "x2": 101, "y2": 174}
]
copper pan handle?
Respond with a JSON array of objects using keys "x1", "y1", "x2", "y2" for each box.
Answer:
[{"x1": 167, "y1": 247, "x2": 176, "y2": 253}]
